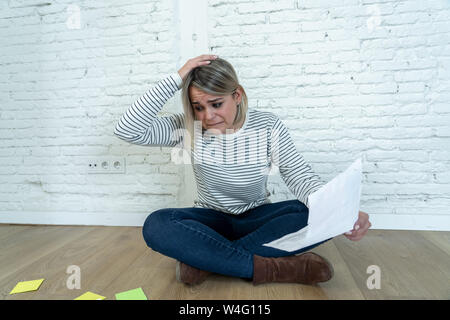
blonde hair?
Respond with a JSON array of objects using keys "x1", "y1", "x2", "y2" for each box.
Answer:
[{"x1": 180, "y1": 58, "x2": 248, "y2": 151}]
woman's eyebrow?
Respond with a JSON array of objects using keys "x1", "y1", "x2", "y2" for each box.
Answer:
[{"x1": 192, "y1": 98, "x2": 223, "y2": 104}]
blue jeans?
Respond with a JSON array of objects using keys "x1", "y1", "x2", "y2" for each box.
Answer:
[{"x1": 142, "y1": 199, "x2": 332, "y2": 279}]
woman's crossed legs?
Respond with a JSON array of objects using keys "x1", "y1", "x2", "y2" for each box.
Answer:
[{"x1": 142, "y1": 200, "x2": 331, "y2": 279}]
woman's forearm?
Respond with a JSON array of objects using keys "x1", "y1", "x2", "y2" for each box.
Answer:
[{"x1": 113, "y1": 72, "x2": 183, "y2": 146}]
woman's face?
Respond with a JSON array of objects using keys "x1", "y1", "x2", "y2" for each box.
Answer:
[{"x1": 189, "y1": 86, "x2": 242, "y2": 134}]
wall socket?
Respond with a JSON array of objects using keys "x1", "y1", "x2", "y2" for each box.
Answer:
[{"x1": 87, "y1": 157, "x2": 126, "y2": 174}]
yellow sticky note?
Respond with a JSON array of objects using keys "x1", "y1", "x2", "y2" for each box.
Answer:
[
  {"x1": 74, "y1": 291, "x2": 106, "y2": 300},
  {"x1": 10, "y1": 279, "x2": 45, "y2": 294}
]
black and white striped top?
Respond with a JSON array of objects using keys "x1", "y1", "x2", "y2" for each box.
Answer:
[{"x1": 114, "y1": 72, "x2": 324, "y2": 215}]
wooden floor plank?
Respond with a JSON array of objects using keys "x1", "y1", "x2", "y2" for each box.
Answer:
[
  {"x1": 1, "y1": 224, "x2": 448, "y2": 300},
  {"x1": 79, "y1": 227, "x2": 149, "y2": 300},
  {"x1": 0, "y1": 225, "x2": 95, "y2": 286},
  {"x1": 0, "y1": 225, "x2": 33, "y2": 242},
  {"x1": 333, "y1": 229, "x2": 450, "y2": 299},
  {"x1": 419, "y1": 230, "x2": 450, "y2": 256},
  {"x1": 1, "y1": 226, "x2": 121, "y2": 300},
  {"x1": 308, "y1": 237, "x2": 365, "y2": 300},
  {"x1": 48, "y1": 226, "x2": 144, "y2": 300}
]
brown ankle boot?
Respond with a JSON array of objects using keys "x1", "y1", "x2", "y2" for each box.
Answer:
[
  {"x1": 175, "y1": 261, "x2": 211, "y2": 286},
  {"x1": 252, "y1": 252, "x2": 334, "y2": 285}
]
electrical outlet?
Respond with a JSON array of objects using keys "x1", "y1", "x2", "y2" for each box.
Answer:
[{"x1": 87, "y1": 157, "x2": 126, "y2": 174}]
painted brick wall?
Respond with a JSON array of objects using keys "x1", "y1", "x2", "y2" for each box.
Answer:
[
  {"x1": 1, "y1": 0, "x2": 449, "y2": 228},
  {"x1": 207, "y1": 0, "x2": 450, "y2": 226},
  {"x1": 0, "y1": 0, "x2": 181, "y2": 220}
]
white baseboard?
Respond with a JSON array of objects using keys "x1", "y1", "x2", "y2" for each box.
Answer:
[
  {"x1": 0, "y1": 211, "x2": 149, "y2": 227},
  {"x1": 368, "y1": 213, "x2": 450, "y2": 231},
  {"x1": 0, "y1": 211, "x2": 449, "y2": 231}
]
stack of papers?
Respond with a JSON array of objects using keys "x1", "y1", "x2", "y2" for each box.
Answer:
[{"x1": 263, "y1": 158, "x2": 362, "y2": 252}]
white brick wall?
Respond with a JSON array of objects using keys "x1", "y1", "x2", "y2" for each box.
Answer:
[
  {"x1": 208, "y1": 0, "x2": 450, "y2": 230},
  {"x1": 1, "y1": 0, "x2": 449, "y2": 230},
  {"x1": 0, "y1": 0, "x2": 181, "y2": 225}
]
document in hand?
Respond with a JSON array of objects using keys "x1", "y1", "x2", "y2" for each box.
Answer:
[{"x1": 263, "y1": 158, "x2": 362, "y2": 252}]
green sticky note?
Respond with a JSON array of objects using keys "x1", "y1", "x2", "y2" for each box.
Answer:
[
  {"x1": 115, "y1": 287, "x2": 147, "y2": 300},
  {"x1": 10, "y1": 279, "x2": 45, "y2": 294}
]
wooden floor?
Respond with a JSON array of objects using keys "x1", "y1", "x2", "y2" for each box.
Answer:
[{"x1": 0, "y1": 224, "x2": 449, "y2": 300}]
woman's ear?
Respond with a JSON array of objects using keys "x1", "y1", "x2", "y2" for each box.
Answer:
[{"x1": 233, "y1": 87, "x2": 243, "y2": 105}]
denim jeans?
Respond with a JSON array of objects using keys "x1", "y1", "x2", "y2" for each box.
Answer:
[{"x1": 142, "y1": 199, "x2": 332, "y2": 279}]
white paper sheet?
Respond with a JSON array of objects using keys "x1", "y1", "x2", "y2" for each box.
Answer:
[{"x1": 263, "y1": 158, "x2": 362, "y2": 252}]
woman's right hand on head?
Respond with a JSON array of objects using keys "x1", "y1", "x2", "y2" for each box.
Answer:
[{"x1": 177, "y1": 54, "x2": 218, "y2": 81}]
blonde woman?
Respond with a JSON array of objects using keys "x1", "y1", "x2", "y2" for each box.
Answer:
[{"x1": 114, "y1": 54, "x2": 371, "y2": 286}]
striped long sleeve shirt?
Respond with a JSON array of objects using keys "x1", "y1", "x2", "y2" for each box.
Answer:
[{"x1": 114, "y1": 72, "x2": 325, "y2": 215}]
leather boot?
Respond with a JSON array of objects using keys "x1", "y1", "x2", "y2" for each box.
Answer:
[
  {"x1": 176, "y1": 261, "x2": 211, "y2": 286},
  {"x1": 252, "y1": 252, "x2": 334, "y2": 285}
]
